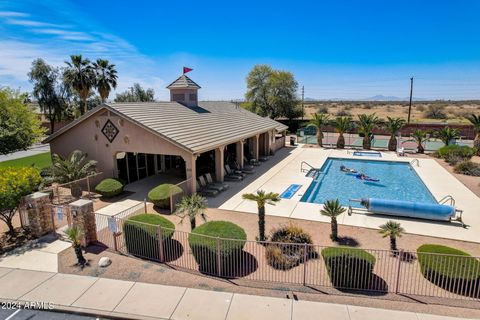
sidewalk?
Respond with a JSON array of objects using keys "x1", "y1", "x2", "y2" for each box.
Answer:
[
  {"x1": 0, "y1": 143, "x2": 50, "y2": 162},
  {"x1": 0, "y1": 267, "x2": 474, "y2": 320}
]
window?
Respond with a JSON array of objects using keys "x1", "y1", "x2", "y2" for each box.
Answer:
[
  {"x1": 172, "y1": 93, "x2": 184, "y2": 101},
  {"x1": 189, "y1": 93, "x2": 197, "y2": 101}
]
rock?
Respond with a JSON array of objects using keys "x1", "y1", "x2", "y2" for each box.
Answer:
[{"x1": 98, "y1": 257, "x2": 111, "y2": 268}]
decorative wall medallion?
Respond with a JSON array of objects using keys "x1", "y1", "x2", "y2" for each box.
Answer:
[
  {"x1": 118, "y1": 119, "x2": 124, "y2": 127},
  {"x1": 124, "y1": 136, "x2": 129, "y2": 144},
  {"x1": 101, "y1": 119, "x2": 119, "y2": 143},
  {"x1": 95, "y1": 119, "x2": 100, "y2": 128}
]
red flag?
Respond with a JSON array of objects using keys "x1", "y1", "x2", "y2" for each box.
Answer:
[{"x1": 183, "y1": 67, "x2": 193, "y2": 74}]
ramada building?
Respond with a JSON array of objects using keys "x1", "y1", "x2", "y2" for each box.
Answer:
[{"x1": 44, "y1": 74, "x2": 287, "y2": 194}]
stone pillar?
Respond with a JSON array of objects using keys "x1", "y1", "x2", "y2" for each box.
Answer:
[
  {"x1": 236, "y1": 140, "x2": 244, "y2": 168},
  {"x1": 69, "y1": 199, "x2": 96, "y2": 247},
  {"x1": 24, "y1": 192, "x2": 54, "y2": 237},
  {"x1": 252, "y1": 135, "x2": 259, "y2": 160},
  {"x1": 185, "y1": 154, "x2": 197, "y2": 194},
  {"x1": 215, "y1": 146, "x2": 225, "y2": 182},
  {"x1": 265, "y1": 131, "x2": 272, "y2": 155}
]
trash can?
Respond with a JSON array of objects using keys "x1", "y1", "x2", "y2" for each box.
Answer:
[{"x1": 290, "y1": 136, "x2": 296, "y2": 146}]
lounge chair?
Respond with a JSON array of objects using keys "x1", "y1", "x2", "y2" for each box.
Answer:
[
  {"x1": 196, "y1": 179, "x2": 219, "y2": 197},
  {"x1": 225, "y1": 164, "x2": 246, "y2": 178},
  {"x1": 232, "y1": 161, "x2": 255, "y2": 174},
  {"x1": 199, "y1": 175, "x2": 224, "y2": 192},
  {"x1": 205, "y1": 173, "x2": 230, "y2": 190},
  {"x1": 259, "y1": 155, "x2": 270, "y2": 162},
  {"x1": 397, "y1": 147, "x2": 405, "y2": 156},
  {"x1": 245, "y1": 156, "x2": 260, "y2": 166},
  {"x1": 223, "y1": 167, "x2": 243, "y2": 181}
]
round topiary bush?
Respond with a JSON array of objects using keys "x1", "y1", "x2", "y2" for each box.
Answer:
[
  {"x1": 148, "y1": 184, "x2": 183, "y2": 209},
  {"x1": 124, "y1": 213, "x2": 175, "y2": 261},
  {"x1": 322, "y1": 247, "x2": 376, "y2": 290},
  {"x1": 265, "y1": 223, "x2": 315, "y2": 270},
  {"x1": 95, "y1": 178, "x2": 124, "y2": 198},
  {"x1": 188, "y1": 221, "x2": 247, "y2": 276},
  {"x1": 417, "y1": 244, "x2": 480, "y2": 297}
]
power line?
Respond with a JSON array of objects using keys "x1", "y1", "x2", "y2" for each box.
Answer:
[{"x1": 407, "y1": 77, "x2": 414, "y2": 123}]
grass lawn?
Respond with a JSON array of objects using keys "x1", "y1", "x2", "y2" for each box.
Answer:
[{"x1": 0, "y1": 152, "x2": 52, "y2": 169}]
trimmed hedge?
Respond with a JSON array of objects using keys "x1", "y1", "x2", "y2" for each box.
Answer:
[
  {"x1": 148, "y1": 184, "x2": 183, "y2": 209},
  {"x1": 124, "y1": 213, "x2": 175, "y2": 261},
  {"x1": 417, "y1": 244, "x2": 480, "y2": 296},
  {"x1": 322, "y1": 247, "x2": 376, "y2": 290},
  {"x1": 453, "y1": 161, "x2": 480, "y2": 176},
  {"x1": 435, "y1": 145, "x2": 477, "y2": 165},
  {"x1": 188, "y1": 221, "x2": 247, "y2": 276},
  {"x1": 95, "y1": 178, "x2": 124, "y2": 197}
]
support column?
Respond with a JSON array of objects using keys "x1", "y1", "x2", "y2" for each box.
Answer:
[
  {"x1": 265, "y1": 131, "x2": 272, "y2": 156},
  {"x1": 215, "y1": 146, "x2": 225, "y2": 182},
  {"x1": 69, "y1": 199, "x2": 96, "y2": 246},
  {"x1": 252, "y1": 135, "x2": 259, "y2": 160},
  {"x1": 24, "y1": 192, "x2": 54, "y2": 237},
  {"x1": 236, "y1": 140, "x2": 244, "y2": 168},
  {"x1": 185, "y1": 154, "x2": 197, "y2": 194}
]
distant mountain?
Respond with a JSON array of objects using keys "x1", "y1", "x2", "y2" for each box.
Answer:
[
  {"x1": 363, "y1": 95, "x2": 406, "y2": 101},
  {"x1": 303, "y1": 95, "x2": 429, "y2": 102}
]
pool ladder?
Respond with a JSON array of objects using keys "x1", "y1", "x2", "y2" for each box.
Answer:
[
  {"x1": 300, "y1": 161, "x2": 315, "y2": 173},
  {"x1": 410, "y1": 159, "x2": 420, "y2": 167},
  {"x1": 439, "y1": 195, "x2": 455, "y2": 207}
]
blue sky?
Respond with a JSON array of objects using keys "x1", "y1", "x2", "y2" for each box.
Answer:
[{"x1": 1, "y1": 0, "x2": 480, "y2": 100}]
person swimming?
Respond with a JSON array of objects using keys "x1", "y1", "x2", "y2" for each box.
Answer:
[
  {"x1": 356, "y1": 173, "x2": 380, "y2": 182},
  {"x1": 340, "y1": 165, "x2": 358, "y2": 173}
]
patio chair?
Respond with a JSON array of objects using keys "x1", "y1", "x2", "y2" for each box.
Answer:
[
  {"x1": 397, "y1": 147, "x2": 405, "y2": 156},
  {"x1": 244, "y1": 156, "x2": 260, "y2": 166},
  {"x1": 225, "y1": 164, "x2": 247, "y2": 178},
  {"x1": 196, "y1": 179, "x2": 219, "y2": 197},
  {"x1": 232, "y1": 161, "x2": 255, "y2": 174},
  {"x1": 199, "y1": 175, "x2": 224, "y2": 192},
  {"x1": 205, "y1": 173, "x2": 230, "y2": 190},
  {"x1": 223, "y1": 166, "x2": 243, "y2": 181},
  {"x1": 259, "y1": 155, "x2": 270, "y2": 162}
]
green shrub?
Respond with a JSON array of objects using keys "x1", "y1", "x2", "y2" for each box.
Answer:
[
  {"x1": 417, "y1": 244, "x2": 480, "y2": 296},
  {"x1": 124, "y1": 213, "x2": 175, "y2": 261},
  {"x1": 454, "y1": 161, "x2": 480, "y2": 176},
  {"x1": 188, "y1": 221, "x2": 246, "y2": 276},
  {"x1": 322, "y1": 247, "x2": 376, "y2": 290},
  {"x1": 424, "y1": 105, "x2": 447, "y2": 119},
  {"x1": 266, "y1": 223, "x2": 315, "y2": 270},
  {"x1": 148, "y1": 184, "x2": 183, "y2": 209},
  {"x1": 436, "y1": 145, "x2": 476, "y2": 165},
  {"x1": 95, "y1": 178, "x2": 124, "y2": 197}
]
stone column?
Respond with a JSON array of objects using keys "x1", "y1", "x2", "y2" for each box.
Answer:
[
  {"x1": 252, "y1": 135, "x2": 259, "y2": 160},
  {"x1": 236, "y1": 140, "x2": 244, "y2": 168},
  {"x1": 215, "y1": 146, "x2": 225, "y2": 182},
  {"x1": 185, "y1": 154, "x2": 197, "y2": 194},
  {"x1": 24, "y1": 192, "x2": 54, "y2": 237},
  {"x1": 69, "y1": 199, "x2": 96, "y2": 247},
  {"x1": 265, "y1": 131, "x2": 272, "y2": 155}
]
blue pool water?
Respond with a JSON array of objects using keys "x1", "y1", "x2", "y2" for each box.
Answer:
[
  {"x1": 280, "y1": 184, "x2": 302, "y2": 199},
  {"x1": 300, "y1": 158, "x2": 437, "y2": 207}
]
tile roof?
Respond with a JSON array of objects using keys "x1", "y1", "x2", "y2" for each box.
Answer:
[{"x1": 166, "y1": 75, "x2": 201, "y2": 89}]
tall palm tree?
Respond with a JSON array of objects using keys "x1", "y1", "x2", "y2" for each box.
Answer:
[
  {"x1": 410, "y1": 130, "x2": 429, "y2": 154},
  {"x1": 378, "y1": 220, "x2": 405, "y2": 253},
  {"x1": 174, "y1": 194, "x2": 207, "y2": 230},
  {"x1": 466, "y1": 114, "x2": 480, "y2": 150},
  {"x1": 357, "y1": 114, "x2": 380, "y2": 150},
  {"x1": 93, "y1": 59, "x2": 118, "y2": 103},
  {"x1": 242, "y1": 190, "x2": 280, "y2": 241},
  {"x1": 308, "y1": 113, "x2": 330, "y2": 147},
  {"x1": 63, "y1": 55, "x2": 95, "y2": 114},
  {"x1": 320, "y1": 199, "x2": 346, "y2": 241},
  {"x1": 65, "y1": 226, "x2": 87, "y2": 267},
  {"x1": 385, "y1": 117, "x2": 406, "y2": 151},
  {"x1": 436, "y1": 127, "x2": 460, "y2": 146},
  {"x1": 334, "y1": 116, "x2": 352, "y2": 149}
]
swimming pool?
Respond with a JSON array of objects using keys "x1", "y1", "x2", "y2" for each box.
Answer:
[{"x1": 301, "y1": 158, "x2": 436, "y2": 207}]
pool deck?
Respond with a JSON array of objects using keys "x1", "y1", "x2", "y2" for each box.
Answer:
[{"x1": 219, "y1": 146, "x2": 480, "y2": 243}]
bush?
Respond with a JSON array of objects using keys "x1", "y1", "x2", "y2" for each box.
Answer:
[
  {"x1": 335, "y1": 108, "x2": 351, "y2": 117},
  {"x1": 417, "y1": 244, "x2": 480, "y2": 296},
  {"x1": 424, "y1": 105, "x2": 447, "y2": 119},
  {"x1": 188, "y1": 221, "x2": 246, "y2": 276},
  {"x1": 322, "y1": 247, "x2": 376, "y2": 289},
  {"x1": 124, "y1": 213, "x2": 175, "y2": 261},
  {"x1": 436, "y1": 145, "x2": 476, "y2": 165},
  {"x1": 148, "y1": 184, "x2": 183, "y2": 209},
  {"x1": 318, "y1": 105, "x2": 329, "y2": 113},
  {"x1": 454, "y1": 161, "x2": 480, "y2": 176},
  {"x1": 266, "y1": 223, "x2": 315, "y2": 270},
  {"x1": 95, "y1": 178, "x2": 124, "y2": 197}
]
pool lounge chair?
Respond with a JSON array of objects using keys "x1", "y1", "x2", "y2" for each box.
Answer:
[
  {"x1": 205, "y1": 173, "x2": 230, "y2": 191},
  {"x1": 397, "y1": 147, "x2": 405, "y2": 156},
  {"x1": 223, "y1": 167, "x2": 243, "y2": 181},
  {"x1": 259, "y1": 155, "x2": 270, "y2": 162},
  {"x1": 245, "y1": 156, "x2": 260, "y2": 166},
  {"x1": 199, "y1": 175, "x2": 227, "y2": 192},
  {"x1": 232, "y1": 161, "x2": 255, "y2": 174},
  {"x1": 196, "y1": 179, "x2": 219, "y2": 197},
  {"x1": 225, "y1": 164, "x2": 247, "y2": 178}
]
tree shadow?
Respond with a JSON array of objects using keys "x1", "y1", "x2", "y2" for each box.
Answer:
[
  {"x1": 191, "y1": 248, "x2": 258, "y2": 279},
  {"x1": 399, "y1": 251, "x2": 416, "y2": 263},
  {"x1": 335, "y1": 274, "x2": 389, "y2": 296},
  {"x1": 336, "y1": 237, "x2": 360, "y2": 247},
  {"x1": 163, "y1": 238, "x2": 184, "y2": 262}
]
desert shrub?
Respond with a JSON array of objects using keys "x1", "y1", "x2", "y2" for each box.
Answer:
[
  {"x1": 322, "y1": 247, "x2": 376, "y2": 289},
  {"x1": 124, "y1": 214, "x2": 175, "y2": 261},
  {"x1": 424, "y1": 105, "x2": 447, "y2": 119},
  {"x1": 265, "y1": 223, "x2": 315, "y2": 270},
  {"x1": 188, "y1": 221, "x2": 247, "y2": 276},
  {"x1": 335, "y1": 108, "x2": 351, "y2": 117},
  {"x1": 95, "y1": 178, "x2": 124, "y2": 198},
  {"x1": 148, "y1": 184, "x2": 183, "y2": 209},
  {"x1": 417, "y1": 245, "x2": 480, "y2": 297},
  {"x1": 436, "y1": 145, "x2": 476, "y2": 165},
  {"x1": 454, "y1": 161, "x2": 480, "y2": 176},
  {"x1": 318, "y1": 105, "x2": 329, "y2": 113},
  {"x1": 362, "y1": 104, "x2": 373, "y2": 109},
  {"x1": 416, "y1": 105, "x2": 426, "y2": 112}
]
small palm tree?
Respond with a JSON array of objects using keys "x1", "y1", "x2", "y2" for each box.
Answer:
[
  {"x1": 378, "y1": 220, "x2": 405, "y2": 253},
  {"x1": 308, "y1": 113, "x2": 330, "y2": 147},
  {"x1": 385, "y1": 117, "x2": 406, "y2": 151},
  {"x1": 436, "y1": 127, "x2": 460, "y2": 146},
  {"x1": 93, "y1": 59, "x2": 118, "y2": 103},
  {"x1": 65, "y1": 226, "x2": 87, "y2": 267},
  {"x1": 410, "y1": 130, "x2": 429, "y2": 154},
  {"x1": 320, "y1": 199, "x2": 346, "y2": 241},
  {"x1": 174, "y1": 194, "x2": 207, "y2": 230},
  {"x1": 63, "y1": 55, "x2": 95, "y2": 114},
  {"x1": 242, "y1": 190, "x2": 280, "y2": 241},
  {"x1": 357, "y1": 114, "x2": 380, "y2": 150},
  {"x1": 466, "y1": 114, "x2": 480, "y2": 150},
  {"x1": 334, "y1": 116, "x2": 352, "y2": 149}
]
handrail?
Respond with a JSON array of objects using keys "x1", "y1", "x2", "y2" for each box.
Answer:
[
  {"x1": 410, "y1": 159, "x2": 420, "y2": 167},
  {"x1": 439, "y1": 195, "x2": 455, "y2": 207},
  {"x1": 300, "y1": 161, "x2": 315, "y2": 173}
]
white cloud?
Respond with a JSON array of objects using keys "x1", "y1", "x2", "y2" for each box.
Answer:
[
  {"x1": 31, "y1": 28, "x2": 95, "y2": 41},
  {"x1": 4, "y1": 18, "x2": 66, "y2": 28},
  {"x1": 0, "y1": 11, "x2": 28, "y2": 17}
]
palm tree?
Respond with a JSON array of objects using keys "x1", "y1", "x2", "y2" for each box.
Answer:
[
  {"x1": 357, "y1": 114, "x2": 380, "y2": 150},
  {"x1": 65, "y1": 226, "x2": 87, "y2": 267},
  {"x1": 93, "y1": 59, "x2": 118, "y2": 103},
  {"x1": 320, "y1": 199, "x2": 346, "y2": 241},
  {"x1": 466, "y1": 114, "x2": 480, "y2": 150},
  {"x1": 378, "y1": 220, "x2": 405, "y2": 253},
  {"x1": 63, "y1": 55, "x2": 95, "y2": 114},
  {"x1": 436, "y1": 127, "x2": 460, "y2": 146},
  {"x1": 410, "y1": 130, "x2": 429, "y2": 154},
  {"x1": 334, "y1": 116, "x2": 352, "y2": 149},
  {"x1": 242, "y1": 190, "x2": 280, "y2": 241},
  {"x1": 308, "y1": 113, "x2": 330, "y2": 147},
  {"x1": 385, "y1": 117, "x2": 406, "y2": 151},
  {"x1": 174, "y1": 194, "x2": 207, "y2": 230}
]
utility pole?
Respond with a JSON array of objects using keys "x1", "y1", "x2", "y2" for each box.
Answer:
[
  {"x1": 301, "y1": 86, "x2": 305, "y2": 121},
  {"x1": 407, "y1": 77, "x2": 414, "y2": 123}
]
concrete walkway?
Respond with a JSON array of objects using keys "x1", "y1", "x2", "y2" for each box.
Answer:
[
  {"x1": 0, "y1": 267, "x2": 474, "y2": 320},
  {"x1": 0, "y1": 143, "x2": 50, "y2": 162}
]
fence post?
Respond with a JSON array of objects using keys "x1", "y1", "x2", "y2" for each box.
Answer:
[
  {"x1": 303, "y1": 243, "x2": 308, "y2": 286},
  {"x1": 113, "y1": 232, "x2": 118, "y2": 252},
  {"x1": 157, "y1": 226, "x2": 164, "y2": 263},
  {"x1": 144, "y1": 198, "x2": 147, "y2": 214},
  {"x1": 86, "y1": 175, "x2": 91, "y2": 198},
  {"x1": 216, "y1": 237, "x2": 222, "y2": 277},
  {"x1": 395, "y1": 250, "x2": 403, "y2": 294}
]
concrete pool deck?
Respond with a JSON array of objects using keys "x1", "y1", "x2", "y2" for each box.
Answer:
[{"x1": 219, "y1": 146, "x2": 480, "y2": 243}]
